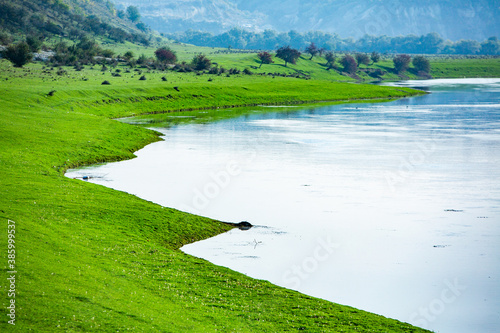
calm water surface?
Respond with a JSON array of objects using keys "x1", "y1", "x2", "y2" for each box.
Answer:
[{"x1": 67, "y1": 79, "x2": 500, "y2": 333}]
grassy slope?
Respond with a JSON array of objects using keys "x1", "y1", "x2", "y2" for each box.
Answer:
[
  {"x1": 182, "y1": 47, "x2": 500, "y2": 81},
  {"x1": 101, "y1": 41, "x2": 500, "y2": 82},
  {"x1": 0, "y1": 59, "x2": 430, "y2": 332}
]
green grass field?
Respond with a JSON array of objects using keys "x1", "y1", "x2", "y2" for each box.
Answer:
[
  {"x1": 97, "y1": 40, "x2": 500, "y2": 82},
  {"x1": 0, "y1": 58, "x2": 433, "y2": 332}
]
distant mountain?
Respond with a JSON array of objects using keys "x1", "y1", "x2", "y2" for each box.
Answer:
[
  {"x1": 111, "y1": 0, "x2": 499, "y2": 41},
  {"x1": 111, "y1": 0, "x2": 270, "y2": 34}
]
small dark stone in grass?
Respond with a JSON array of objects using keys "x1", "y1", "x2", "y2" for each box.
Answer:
[
  {"x1": 47, "y1": 90, "x2": 56, "y2": 96},
  {"x1": 139, "y1": 75, "x2": 147, "y2": 80},
  {"x1": 173, "y1": 86, "x2": 180, "y2": 91},
  {"x1": 102, "y1": 80, "x2": 111, "y2": 85}
]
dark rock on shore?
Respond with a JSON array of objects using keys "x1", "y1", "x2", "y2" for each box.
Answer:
[{"x1": 223, "y1": 221, "x2": 253, "y2": 230}]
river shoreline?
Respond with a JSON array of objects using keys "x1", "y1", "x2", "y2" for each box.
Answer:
[
  {"x1": 1, "y1": 61, "x2": 436, "y2": 332},
  {"x1": 69, "y1": 78, "x2": 500, "y2": 333}
]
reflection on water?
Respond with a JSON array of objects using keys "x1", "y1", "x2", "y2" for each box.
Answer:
[{"x1": 66, "y1": 79, "x2": 500, "y2": 333}]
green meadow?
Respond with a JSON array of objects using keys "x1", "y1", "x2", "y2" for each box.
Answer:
[
  {"x1": 100, "y1": 40, "x2": 500, "y2": 82},
  {"x1": 0, "y1": 56, "x2": 434, "y2": 332}
]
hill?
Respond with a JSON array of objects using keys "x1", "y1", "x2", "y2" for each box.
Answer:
[
  {"x1": 111, "y1": 0, "x2": 499, "y2": 41},
  {"x1": 0, "y1": 0, "x2": 150, "y2": 45}
]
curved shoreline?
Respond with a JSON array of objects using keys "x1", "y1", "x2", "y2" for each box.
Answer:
[
  {"x1": 114, "y1": 95, "x2": 423, "y2": 119},
  {"x1": 0, "y1": 63, "x2": 432, "y2": 332}
]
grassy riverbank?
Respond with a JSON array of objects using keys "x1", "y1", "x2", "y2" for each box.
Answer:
[
  {"x1": 0, "y1": 59, "x2": 431, "y2": 332},
  {"x1": 104, "y1": 41, "x2": 500, "y2": 82}
]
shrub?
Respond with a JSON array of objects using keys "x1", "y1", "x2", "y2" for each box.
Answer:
[
  {"x1": 3, "y1": 42, "x2": 32, "y2": 68},
  {"x1": 123, "y1": 51, "x2": 134, "y2": 61},
  {"x1": 191, "y1": 54, "x2": 212, "y2": 71},
  {"x1": 155, "y1": 47, "x2": 177, "y2": 64},
  {"x1": 340, "y1": 55, "x2": 358, "y2": 74},
  {"x1": 26, "y1": 36, "x2": 43, "y2": 53},
  {"x1": 243, "y1": 68, "x2": 253, "y2": 75},
  {"x1": 174, "y1": 62, "x2": 193, "y2": 72},
  {"x1": 393, "y1": 54, "x2": 412, "y2": 74},
  {"x1": 369, "y1": 68, "x2": 386, "y2": 78},
  {"x1": 324, "y1": 51, "x2": 336, "y2": 69},
  {"x1": 355, "y1": 53, "x2": 370, "y2": 66},
  {"x1": 371, "y1": 51, "x2": 381, "y2": 64},
  {"x1": 0, "y1": 31, "x2": 13, "y2": 45},
  {"x1": 139, "y1": 75, "x2": 146, "y2": 80},
  {"x1": 136, "y1": 54, "x2": 149, "y2": 65},
  {"x1": 413, "y1": 56, "x2": 431, "y2": 73},
  {"x1": 101, "y1": 49, "x2": 115, "y2": 58}
]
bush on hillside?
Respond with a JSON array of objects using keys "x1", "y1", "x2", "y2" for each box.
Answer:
[{"x1": 3, "y1": 42, "x2": 33, "y2": 67}]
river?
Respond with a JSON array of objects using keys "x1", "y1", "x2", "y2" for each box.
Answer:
[{"x1": 66, "y1": 79, "x2": 500, "y2": 333}]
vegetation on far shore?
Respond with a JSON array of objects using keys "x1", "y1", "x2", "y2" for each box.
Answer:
[
  {"x1": 168, "y1": 28, "x2": 500, "y2": 56},
  {"x1": 2, "y1": 35, "x2": 499, "y2": 84}
]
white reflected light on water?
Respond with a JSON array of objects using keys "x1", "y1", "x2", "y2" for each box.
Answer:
[{"x1": 67, "y1": 79, "x2": 500, "y2": 333}]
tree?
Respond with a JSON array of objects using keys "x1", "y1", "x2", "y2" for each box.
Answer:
[
  {"x1": 257, "y1": 51, "x2": 273, "y2": 68},
  {"x1": 355, "y1": 53, "x2": 370, "y2": 66},
  {"x1": 276, "y1": 45, "x2": 301, "y2": 67},
  {"x1": 454, "y1": 40, "x2": 480, "y2": 55},
  {"x1": 136, "y1": 22, "x2": 148, "y2": 32},
  {"x1": 340, "y1": 55, "x2": 357, "y2": 74},
  {"x1": 305, "y1": 42, "x2": 319, "y2": 60},
  {"x1": 126, "y1": 6, "x2": 141, "y2": 23},
  {"x1": 100, "y1": 49, "x2": 115, "y2": 58},
  {"x1": 3, "y1": 42, "x2": 32, "y2": 68},
  {"x1": 324, "y1": 51, "x2": 336, "y2": 69},
  {"x1": 191, "y1": 54, "x2": 211, "y2": 71},
  {"x1": 480, "y1": 37, "x2": 500, "y2": 55},
  {"x1": 412, "y1": 56, "x2": 430, "y2": 74},
  {"x1": 370, "y1": 51, "x2": 381, "y2": 64},
  {"x1": 420, "y1": 32, "x2": 444, "y2": 54},
  {"x1": 0, "y1": 31, "x2": 12, "y2": 45},
  {"x1": 26, "y1": 36, "x2": 43, "y2": 53},
  {"x1": 123, "y1": 51, "x2": 135, "y2": 61},
  {"x1": 155, "y1": 47, "x2": 177, "y2": 64},
  {"x1": 136, "y1": 54, "x2": 149, "y2": 65},
  {"x1": 393, "y1": 54, "x2": 412, "y2": 74}
]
